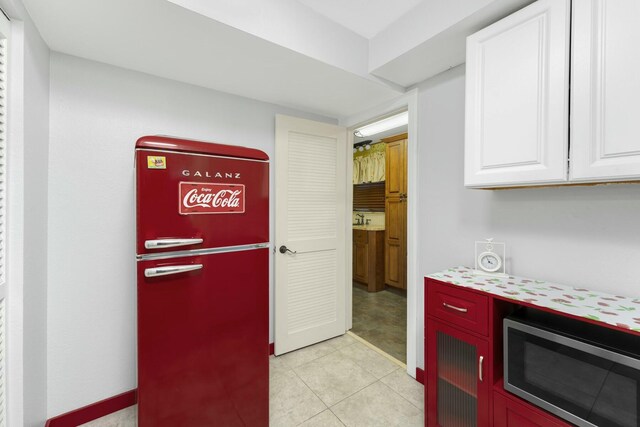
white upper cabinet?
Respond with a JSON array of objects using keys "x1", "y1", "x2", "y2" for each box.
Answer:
[
  {"x1": 465, "y1": 0, "x2": 571, "y2": 188},
  {"x1": 570, "y1": 0, "x2": 640, "y2": 182},
  {"x1": 466, "y1": 0, "x2": 640, "y2": 188}
]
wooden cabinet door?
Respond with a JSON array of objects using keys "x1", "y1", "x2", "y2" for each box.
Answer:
[
  {"x1": 353, "y1": 231, "x2": 369, "y2": 284},
  {"x1": 464, "y1": 0, "x2": 570, "y2": 188},
  {"x1": 384, "y1": 137, "x2": 407, "y2": 289},
  {"x1": 426, "y1": 319, "x2": 490, "y2": 427},
  {"x1": 353, "y1": 242, "x2": 368, "y2": 283},
  {"x1": 385, "y1": 139, "x2": 406, "y2": 198},
  {"x1": 570, "y1": 0, "x2": 640, "y2": 182},
  {"x1": 385, "y1": 197, "x2": 406, "y2": 289}
]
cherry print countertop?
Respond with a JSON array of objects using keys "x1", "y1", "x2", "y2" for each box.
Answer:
[{"x1": 426, "y1": 267, "x2": 640, "y2": 333}]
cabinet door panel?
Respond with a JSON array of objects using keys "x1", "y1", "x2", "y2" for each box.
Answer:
[
  {"x1": 493, "y1": 392, "x2": 572, "y2": 427},
  {"x1": 385, "y1": 197, "x2": 406, "y2": 289},
  {"x1": 465, "y1": 0, "x2": 570, "y2": 188},
  {"x1": 571, "y1": 0, "x2": 640, "y2": 181},
  {"x1": 384, "y1": 138, "x2": 407, "y2": 290},
  {"x1": 426, "y1": 320, "x2": 490, "y2": 427},
  {"x1": 353, "y1": 242, "x2": 368, "y2": 283},
  {"x1": 385, "y1": 140, "x2": 406, "y2": 197}
]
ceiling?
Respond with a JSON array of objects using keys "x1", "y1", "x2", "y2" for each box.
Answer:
[
  {"x1": 354, "y1": 125, "x2": 408, "y2": 144},
  {"x1": 296, "y1": 0, "x2": 424, "y2": 39},
  {"x1": 21, "y1": 0, "x2": 530, "y2": 120}
]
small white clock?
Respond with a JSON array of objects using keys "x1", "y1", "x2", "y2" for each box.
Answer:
[
  {"x1": 477, "y1": 251, "x2": 502, "y2": 272},
  {"x1": 474, "y1": 238, "x2": 508, "y2": 277}
]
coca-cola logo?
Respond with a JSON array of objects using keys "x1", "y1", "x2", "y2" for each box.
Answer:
[{"x1": 179, "y1": 182, "x2": 245, "y2": 215}]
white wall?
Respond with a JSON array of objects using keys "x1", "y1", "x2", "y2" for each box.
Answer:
[
  {"x1": 20, "y1": 18, "x2": 49, "y2": 427},
  {"x1": 415, "y1": 65, "x2": 640, "y2": 368},
  {"x1": 2, "y1": 0, "x2": 51, "y2": 425},
  {"x1": 47, "y1": 53, "x2": 336, "y2": 417}
]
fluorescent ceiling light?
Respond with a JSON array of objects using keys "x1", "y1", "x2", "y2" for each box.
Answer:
[{"x1": 354, "y1": 111, "x2": 408, "y2": 137}]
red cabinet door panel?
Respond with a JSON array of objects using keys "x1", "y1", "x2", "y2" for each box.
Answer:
[
  {"x1": 426, "y1": 319, "x2": 490, "y2": 427},
  {"x1": 493, "y1": 391, "x2": 573, "y2": 427}
]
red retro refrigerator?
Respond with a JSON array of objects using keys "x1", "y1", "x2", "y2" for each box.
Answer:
[{"x1": 135, "y1": 135, "x2": 269, "y2": 426}]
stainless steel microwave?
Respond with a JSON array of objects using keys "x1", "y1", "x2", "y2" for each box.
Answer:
[{"x1": 504, "y1": 309, "x2": 640, "y2": 427}]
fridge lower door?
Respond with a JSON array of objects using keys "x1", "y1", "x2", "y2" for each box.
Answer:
[{"x1": 137, "y1": 247, "x2": 269, "y2": 427}]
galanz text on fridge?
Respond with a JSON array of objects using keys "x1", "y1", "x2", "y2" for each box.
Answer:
[
  {"x1": 182, "y1": 169, "x2": 241, "y2": 178},
  {"x1": 179, "y1": 182, "x2": 245, "y2": 214}
]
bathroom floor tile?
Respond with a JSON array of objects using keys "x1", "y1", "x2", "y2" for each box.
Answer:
[{"x1": 351, "y1": 283, "x2": 407, "y2": 363}]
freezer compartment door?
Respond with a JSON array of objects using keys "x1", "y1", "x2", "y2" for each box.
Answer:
[
  {"x1": 136, "y1": 148, "x2": 269, "y2": 255},
  {"x1": 137, "y1": 248, "x2": 269, "y2": 427}
]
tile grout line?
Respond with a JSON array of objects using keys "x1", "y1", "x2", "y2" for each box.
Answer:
[
  {"x1": 290, "y1": 373, "x2": 331, "y2": 425},
  {"x1": 328, "y1": 378, "x2": 423, "y2": 423},
  {"x1": 271, "y1": 368, "x2": 326, "y2": 426},
  {"x1": 379, "y1": 380, "x2": 426, "y2": 416},
  {"x1": 378, "y1": 371, "x2": 425, "y2": 413},
  {"x1": 327, "y1": 406, "x2": 348, "y2": 427},
  {"x1": 288, "y1": 357, "x2": 332, "y2": 425},
  {"x1": 337, "y1": 342, "x2": 402, "y2": 382}
]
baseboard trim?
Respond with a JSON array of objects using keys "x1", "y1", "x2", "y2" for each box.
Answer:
[
  {"x1": 416, "y1": 367, "x2": 425, "y2": 384},
  {"x1": 45, "y1": 390, "x2": 137, "y2": 427}
]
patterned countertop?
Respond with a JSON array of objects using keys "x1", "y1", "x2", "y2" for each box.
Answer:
[{"x1": 426, "y1": 266, "x2": 640, "y2": 333}]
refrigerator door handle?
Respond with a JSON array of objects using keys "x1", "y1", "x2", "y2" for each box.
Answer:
[
  {"x1": 145, "y1": 264, "x2": 203, "y2": 278},
  {"x1": 145, "y1": 238, "x2": 203, "y2": 250}
]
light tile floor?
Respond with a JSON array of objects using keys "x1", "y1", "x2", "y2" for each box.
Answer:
[{"x1": 80, "y1": 334, "x2": 424, "y2": 426}]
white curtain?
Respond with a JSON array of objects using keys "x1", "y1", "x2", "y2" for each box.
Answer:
[{"x1": 353, "y1": 151, "x2": 385, "y2": 184}]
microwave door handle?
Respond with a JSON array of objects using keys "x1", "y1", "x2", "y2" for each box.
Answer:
[
  {"x1": 145, "y1": 238, "x2": 203, "y2": 250},
  {"x1": 479, "y1": 355, "x2": 484, "y2": 382},
  {"x1": 145, "y1": 264, "x2": 203, "y2": 278}
]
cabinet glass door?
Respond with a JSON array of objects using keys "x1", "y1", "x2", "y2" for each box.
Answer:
[{"x1": 427, "y1": 320, "x2": 489, "y2": 427}]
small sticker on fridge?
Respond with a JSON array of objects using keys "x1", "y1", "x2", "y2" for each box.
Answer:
[{"x1": 147, "y1": 156, "x2": 166, "y2": 169}]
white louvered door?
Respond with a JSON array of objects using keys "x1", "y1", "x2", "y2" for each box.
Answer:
[
  {"x1": 0, "y1": 12, "x2": 8, "y2": 426},
  {"x1": 274, "y1": 115, "x2": 347, "y2": 355}
]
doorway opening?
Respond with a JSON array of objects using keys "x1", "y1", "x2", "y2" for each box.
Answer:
[{"x1": 350, "y1": 114, "x2": 408, "y2": 365}]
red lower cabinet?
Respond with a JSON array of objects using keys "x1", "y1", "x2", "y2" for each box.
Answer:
[
  {"x1": 426, "y1": 276, "x2": 640, "y2": 427},
  {"x1": 493, "y1": 392, "x2": 573, "y2": 427},
  {"x1": 426, "y1": 319, "x2": 490, "y2": 427},
  {"x1": 425, "y1": 278, "x2": 567, "y2": 427}
]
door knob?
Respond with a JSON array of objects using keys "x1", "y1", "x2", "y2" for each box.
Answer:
[{"x1": 279, "y1": 245, "x2": 297, "y2": 255}]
